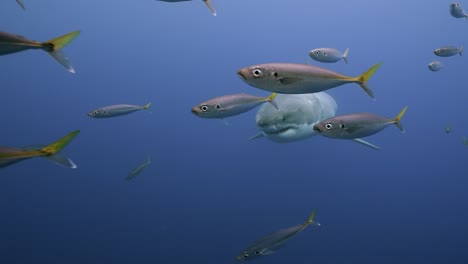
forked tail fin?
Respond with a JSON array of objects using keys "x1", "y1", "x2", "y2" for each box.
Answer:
[
  {"x1": 41, "y1": 130, "x2": 80, "y2": 156},
  {"x1": 393, "y1": 106, "x2": 408, "y2": 132},
  {"x1": 356, "y1": 62, "x2": 382, "y2": 99},
  {"x1": 266, "y1": 93, "x2": 279, "y2": 110},
  {"x1": 16, "y1": 0, "x2": 26, "y2": 10},
  {"x1": 42, "y1": 30, "x2": 80, "y2": 73},
  {"x1": 203, "y1": 0, "x2": 216, "y2": 16},
  {"x1": 343, "y1": 48, "x2": 349, "y2": 64}
]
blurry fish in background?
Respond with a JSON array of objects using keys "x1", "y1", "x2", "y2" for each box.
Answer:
[
  {"x1": 434, "y1": 46, "x2": 463, "y2": 57},
  {"x1": 463, "y1": 136, "x2": 468, "y2": 146},
  {"x1": 445, "y1": 125, "x2": 452, "y2": 134},
  {"x1": 309, "y1": 48, "x2": 349, "y2": 64},
  {"x1": 0, "y1": 130, "x2": 80, "y2": 169},
  {"x1": 126, "y1": 156, "x2": 151, "y2": 181},
  {"x1": 250, "y1": 93, "x2": 380, "y2": 150},
  {"x1": 236, "y1": 210, "x2": 319, "y2": 262},
  {"x1": 0, "y1": 30, "x2": 80, "y2": 73},
  {"x1": 88, "y1": 103, "x2": 152, "y2": 118},
  {"x1": 450, "y1": 2, "x2": 468, "y2": 19},
  {"x1": 314, "y1": 106, "x2": 408, "y2": 139},
  {"x1": 16, "y1": 0, "x2": 25, "y2": 10},
  {"x1": 191, "y1": 93, "x2": 278, "y2": 119},
  {"x1": 428, "y1": 61, "x2": 443, "y2": 72},
  {"x1": 237, "y1": 62, "x2": 381, "y2": 99},
  {"x1": 157, "y1": 0, "x2": 216, "y2": 16}
]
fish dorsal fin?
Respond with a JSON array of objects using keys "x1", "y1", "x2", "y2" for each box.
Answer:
[{"x1": 279, "y1": 77, "x2": 302, "y2": 85}]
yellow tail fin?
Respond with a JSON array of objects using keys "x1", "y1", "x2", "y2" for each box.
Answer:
[
  {"x1": 41, "y1": 130, "x2": 80, "y2": 156},
  {"x1": 306, "y1": 209, "x2": 317, "y2": 225},
  {"x1": 143, "y1": 102, "x2": 152, "y2": 110},
  {"x1": 393, "y1": 106, "x2": 408, "y2": 132},
  {"x1": 265, "y1": 93, "x2": 278, "y2": 109},
  {"x1": 43, "y1": 31, "x2": 80, "y2": 51},
  {"x1": 356, "y1": 62, "x2": 382, "y2": 99}
]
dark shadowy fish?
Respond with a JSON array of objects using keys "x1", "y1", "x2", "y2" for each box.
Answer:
[
  {"x1": 249, "y1": 93, "x2": 380, "y2": 150},
  {"x1": 236, "y1": 210, "x2": 319, "y2": 262},
  {"x1": 434, "y1": 46, "x2": 463, "y2": 57},
  {"x1": 428, "y1": 61, "x2": 443, "y2": 71},
  {"x1": 313, "y1": 106, "x2": 408, "y2": 139},
  {"x1": 88, "y1": 103, "x2": 152, "y2": 118},
  {"x1": 126, "y1": 156, "x2": 151, "y2": 180},
  {"x1": 309, "y1": 47, "x2": 349, "y2": 64},
  {"x1": 0, "y1": 130, "x2": 80, "y2": 169},
  {"x1": 237, "y1": 62, "x2": 381, "y2": 99},
  {"x1": 0, "y1": 30, "x2": 80, "y2": 73},
  {"x1": 450, "y1": 2, "x2": 468, "y2": 19},
  {"x1": 16, "y1": 0, "x2": 25, "y2": 10},
  {"x1": 157, "y1": 0, "x2": 216, "y2": 16},
  {"x1": 191, "y1": 93, "x2": 277, "y2": 119},
  {"x1": 463, "y1": 136, "x2": 468, "y2": 146}
]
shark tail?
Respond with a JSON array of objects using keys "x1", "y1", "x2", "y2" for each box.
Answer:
[
  {"x1": 40, "y1": 130, "x2": 80, "y2": 157},
  {"x1": 355, "y1": 62, "x2": 382, "y2": 99},
  {"x1": 266, "y1": 93, "x2": 279, "y2": 110},
  {"x1": 203, "y1": 0, "x2": 216, "y2": 16},
  {"x1": 42, "y1": 30, "x2": 80, "y2": 73},
  {"x1": 343, "y1": 48, "x2": 349, "y2": 64},
  {"x1": 393, "y1": 106, "x2": 408, "y2": 132}
]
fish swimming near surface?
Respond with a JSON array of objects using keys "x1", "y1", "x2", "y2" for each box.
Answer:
[
  {"x1": 450, "y1": 2, "x2": 468, "y2": 19},
  {"x1": 0, "y1": 30, "x2": 80, "y2": 73},
  {"x1": 191, "y1": 93, "x2": 278, "y2": 119},
  {"x1": 157, "y1": 0, "x2": 216, "y2": 16},
  {"x1": 434, "y1": 46, "x2": 463, "y2": 57},
  {"x1": 309, "y1": 47, "x2": 349, "y2": 64},
  {"x1": 428, "y1": 61, "x2": 443, "y2": 71},
  {"x1": 0, "y1": 130, "x2": 80, "y2": 169},
  {"x1": 16, "y1": 0, "x2": 25, "y2": 10},
  {"x1": 88, "y1": 103, "x2": 152, "y2": 118},
  {"x1": 313, "y1": 106, "x2": 408, "y2": 139},
  {"x1": 126, "y1": 156, "x2": 151, "y2": 181},
  {"x1": 236, "y1": 210, "x2": 319, "y2": 262},
  {"x1": 249, "y1": 93, "x2": 380, "y2": 150},
  {"x1": 237, "y1": 62, "x2": 381, "y2": 99}
]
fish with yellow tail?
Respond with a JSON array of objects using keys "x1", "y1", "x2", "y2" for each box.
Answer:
[
  {"x1": 192, "y1": 93, "x2": 278, "y2": 119},
  {"x1": 313, "y1": 106, "x2": 408, "y2": 139},
  {"x1": 237, "y1": 62, "x2": 381, "y2": 99},
  {"x1": 0, "y1": 30, "x2": 80, "y2": 73},
  {"x1": 157, "y1": 0, "x2": 216, "y2": 16},
  {"x1": 236, "y1": 210, "x2": 319, "y2": 261},
  {"x1": 0, "y1": 130, "x2": 80, "y2": 169}
]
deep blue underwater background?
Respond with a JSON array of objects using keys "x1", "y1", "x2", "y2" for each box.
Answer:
[{"x1": 1, "y1": 0, "x2": 468, "y2": 263}]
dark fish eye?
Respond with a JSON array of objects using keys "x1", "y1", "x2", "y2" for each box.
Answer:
[
  {"x1": 273, "y1": 72, "x2": 278, "y2": 78},
  {"x1": 201, "y1": 105, "x2": 209, "y2": 112},
  {"x1": 340, "y1": 124, "x2": 344, "y2": 128},
  {"x1": 325, "y1": 123, "x2": 333, "y2": 129},
  {"x1": 252, "y1": 69, "x2": 262, "y2": 77},
  {"x1": 216, "y1": 105, "x2": 220, "y2": 109},
  {"x1": 315, "y1": 50, "x2": 320, "y2": 55},
  {"x1": 243, "y1": 254, "x2": 249, "y2": 258},
  {"x1": 255, "y1": 251, "x2": 260, "y2": 255}
]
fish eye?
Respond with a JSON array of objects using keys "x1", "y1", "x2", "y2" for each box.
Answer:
[
  {"x1": 200, "y1": 105, "x2": 209, "y2": 112},
  {"x1": 243, "y1": 254, "x2": 249, "y2": 258},
  {"x1": 340, "y1": 124, "x2": 344, "y2": 128},
  {"x1": 255, "y1": 251, "x2": 260, "y2": 255},
  {"x1": 216, "y1": 105, "x2": 220, "y2": 109},
  {"x1": 94, "y1": 111, "x2": 99, "y2": 115},
  {"x1": 273, "y1": 72, "x2": 278, "y2": 78},
  {"x1": 315, "y1": 50, "x2": 320, "y2": 55},
  {"x1": 325, "y1": 123, "x2": 333, "y2": 129},
  {"x1": 252, "y1": 69, "x2": 262, "y2": 77}
]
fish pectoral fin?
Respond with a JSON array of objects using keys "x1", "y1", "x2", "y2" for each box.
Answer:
[
  {"x1": 352, "y1": 138, "x2": 381, "y2": 150},
  {"x1": 279, "y1": 77, "x2": 303, "y2": 85}
]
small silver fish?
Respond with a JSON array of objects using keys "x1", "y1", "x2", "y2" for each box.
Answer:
[
  {"x1": 237, "y1": 62, "x2": 381, "y2": 99},
  {"x1": 313, "y1": 106, "x2": 408, "y2": 139},
  {"x1": 236, "y1": 210, "x2": 319, "y2": 261},
  {"x1": 126, "y1": 156, "x2": 151, "y2": 180},
  {"x1": 309, "y1": 48, "x2": 349, "y2": 64},
  {"x1": 191, "y1": 93, "x2": 277, "y2": 119},
  {"x1": 157, "y1": 0, "x2": 216, "y2": 16},
  {"x1": 428, "y1": 61, "x2": 443, "y2": 71},
  {"x1": 434, "y1": 46, "x2": 463, "y2": 57},
  {"x1": 88, "y1": 103, "x2": 152, "y2": 118},
  {"x1": 450, "y1": 2, "x2": 468, "y2": 19}
]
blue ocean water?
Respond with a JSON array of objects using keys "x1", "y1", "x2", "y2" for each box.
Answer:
[{"x1": 1, "y1": 0, "x2": 467, "y2": 263}]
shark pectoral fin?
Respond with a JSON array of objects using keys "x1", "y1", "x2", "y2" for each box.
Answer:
[
  {"x1": 248, "y1": 132, "x2": 265, "y2": 141},
  {"x1": 279, "y1": 77, "x2": 303, "y2": 85},
  {"x1": 45, "y1": 153, "x2": 77, "y2": 169},
  {"x1": 352, "y1": 138, "x2": 381, "y2": 150}
]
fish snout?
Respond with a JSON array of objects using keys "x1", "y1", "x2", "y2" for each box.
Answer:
[
  {"x1": 191, "y1": 107, "x2": 200, "y2": 116},
  {"x1": 313, "y1": 124, "x2": 321, "y2": 133},
  {"x1": 237, "y1": 68, "x2": 249, "y2": 81}
]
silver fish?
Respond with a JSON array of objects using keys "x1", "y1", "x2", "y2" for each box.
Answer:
[
  {"x1": 191, "y1": 93, "x2": 277, "y2": 119},
  {"x1": 309, "y1": 47, "x2": 349, "y2": 64},
  {"x1": 126, "y1": 156, "x2": 151, "y2": 180},
  {"x1": 157, "y1": 0, "x2": 216, "y2": 16},
  {"x1": 434, "y1": 46, "x2": 463, "y2": 57},
  {"x1": 236, "y1": 210, "x2": 319, "y2": 261},
  {"x1": 237, "y1": 62, "x2": 381, "y2": 99},
  {"x1": 249, "y1": 93, "x2": 380, "y2": 150},
  {"x1": 313, "y1": 106, "x2": 408, "y2": 139},
  {"x1": 428, "y1": 61, "x2": 443, "y2": 71},
  {"x1": 450, "y1": 2, "x2": 468, "y2": 18},
  {"x1": 88, "y1": 103, "x2": 152, "y2": 118}
]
